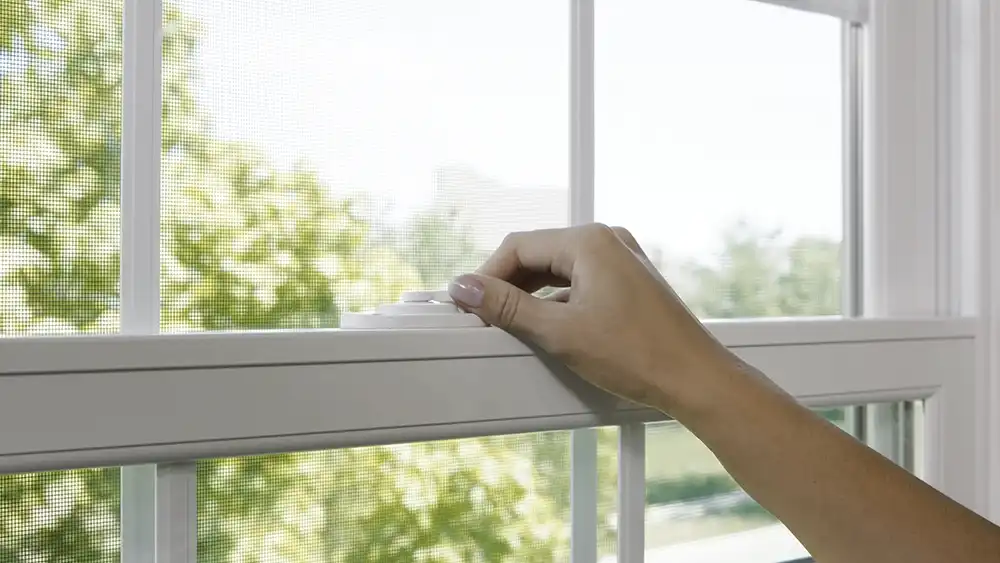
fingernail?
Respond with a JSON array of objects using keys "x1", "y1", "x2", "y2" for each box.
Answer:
[{"x1": 449, "y1": 275, "x2": 485, "y2": 308}]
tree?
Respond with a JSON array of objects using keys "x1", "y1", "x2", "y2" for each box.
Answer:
[
  {"x1": 681, "y1": 221, "x2": 841, "y2": 318},
  {"x1": 396, "y1": 206, "x2": 489, "y2": 291},
  {"x1": 0, "y1": 0, "x2": 120, "y2": 335}
]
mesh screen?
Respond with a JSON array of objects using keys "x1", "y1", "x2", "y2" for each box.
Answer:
[
  {"x1": 2, "y1": 1, "x2": 122, "y2": 559},
  {"x1": 0, "y1": 468, "x2": 121, "y2": 563},
  {"x1": 159, "y1": 0, "x2": 569, "y2": 333},
  {"x1": 1, "y1": 0, "x2": 121, "y2": 335},
  {"x1": 595, "y1": 0, "x2": 844, "y2": 320},
  {"x1": 197, "y1": 433, "x2": 571, "y2": 562}
]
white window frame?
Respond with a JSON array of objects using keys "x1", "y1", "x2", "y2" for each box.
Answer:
[
  {"x1": 949, "y1": 0, "x2": 1000, "y2": 525},
  {"x1": 2, "y1": 0, "x2": 996, "y2": 562}
]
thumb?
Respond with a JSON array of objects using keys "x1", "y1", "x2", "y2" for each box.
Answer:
[{"x1": 449, "y1": 274, "x2": 558, "y2": 341}]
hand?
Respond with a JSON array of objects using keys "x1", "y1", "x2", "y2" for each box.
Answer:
[{"x1": 448, "y1": 223, "x2": 742, "y2": 415}]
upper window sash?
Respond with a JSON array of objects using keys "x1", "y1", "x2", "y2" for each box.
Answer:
[{"x1": 751, "y1": 0, "x2": 868, "y2": 23}]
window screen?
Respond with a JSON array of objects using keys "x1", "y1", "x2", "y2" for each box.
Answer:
[
  {"x1": 198, "y1": 433, "x2": 572, "y2": 562},
  {"x1": 1, "y1": 1, "x2": 122, "y2": 561},
  {"x1": 160, "y1": 0, "x2": 569, "y2": 333},
  {"x1": 1, "y1": 0, "x2": 121, "y2": 335},
  {"x1": 595, "y1": 0, "x2": 844, "y2": 320},
  {"x1": 0, "y1": 468, "x2": 121, "y2": 563}
]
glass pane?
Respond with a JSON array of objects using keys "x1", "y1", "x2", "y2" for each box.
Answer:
[
  {"x1": 595, "y1": 0, "x2": 843, "y2": 319},
  {"x1": 864, "y1": 401, "x2": 926, "y2": 476},
  {"x1": 1, "y1": 0, "x2": 121, "y2": 334},
  {"x1": 642, "y1": 421, "x2": 802, "y2": 560},
  {"x1": 601, "y1": 402, "x2": 921, "y2": 563},
  {"x1": 198, "y1": 432, "x2": 573, "y2": 562},
  {"x1": 160, "y1": 0, "x2": 569, "y2": 332},
  {"x1": 0, "y1": 467, "x2": 121, "y2": 563}
]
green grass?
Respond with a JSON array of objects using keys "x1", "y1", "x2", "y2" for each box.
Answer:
[{"x1": 645, "y1": 512, "x2": 778, "y2": 549}]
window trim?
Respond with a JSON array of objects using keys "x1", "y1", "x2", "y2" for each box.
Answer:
[
  {"x1": 946, "y1": 0, "x2": 1000, "y2": 523},
  {"x1": 862, "y1": 0, "x2": 990, "y2": 518},
  {"x1": 982, "y1": 0, "x2": 1000, "y2": 525}
]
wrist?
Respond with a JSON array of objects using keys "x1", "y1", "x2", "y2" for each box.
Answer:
[{"x1": 651, "y1": 349, "x2": 771, "y2": 427}]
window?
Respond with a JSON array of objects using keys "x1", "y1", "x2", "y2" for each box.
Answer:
[{"x1": 0, "y1": 1, "x2": 991, "y2": 563}]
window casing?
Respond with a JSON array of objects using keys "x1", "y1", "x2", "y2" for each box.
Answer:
[{"x1": 1, "y1": 0, "x2": 997, "y2": 562}]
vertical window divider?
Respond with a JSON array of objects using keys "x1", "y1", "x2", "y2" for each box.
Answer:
[
  {"x1": 120, "y1": 0, "x2": 196, "y2": 562},
  {"x1": 121, "y1": 466, "x2": 157, "y2": 563},
  {"x1": 570, "y1": 1, "x2": 599, "y2": 562},
  {"x1": 157, "y1": 463, "x2": 199, "y2": 563},
  {"x1": 843, "y1": 21, "x2": 864, "y2": 320},
  {"x1": 570, "y1": 0, "x2": 595, "y2": 226},
  {"x1": 842, "y1": 20, "x2": 874, "y2": 446},
  {"x1": 121, "y1": 0, "x2": 161, "y2": 332},
  {"x1": 617, "y1": 422, "x2": 645, "y2": 563}
]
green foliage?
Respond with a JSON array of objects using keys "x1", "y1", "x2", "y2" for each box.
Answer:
[
  {"x1": 161, "y1": 144, "x2": 371, "y2": 331},
  {"x1": 397, "y1": 206, "x2": 488, "y2": 291},
  {"x1": 198, "y1": 439, "x2": 568, "y2": 563},
  {"x1": 0, "y1": 0, "x2": 121, "y2": 334},
  {"x1": 646, "y1": 475, "x2": 738, "y2": 506},
  {"x1": 682, "y1": 221, "x2": 841, "y2": 319},
  {"x1": 0, "y1": 469, "x2": 119, "y2": 563}
]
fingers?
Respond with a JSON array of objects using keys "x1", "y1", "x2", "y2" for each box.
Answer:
[
  {"x1": 505, "y1": 272, "x2": 570, "y2": 295},
  {"x1": 475, "y1": 227, "x2": 582, "y2": 285},
  {"x1": 449, "y1": 274, "x2": 561, "y2": 344},
  {"x1": 476, "y1": 223, "x2": 640, "y2": 287},
  {"x1": 454, "y1": 224, "x2": 640, "y2": 326}
]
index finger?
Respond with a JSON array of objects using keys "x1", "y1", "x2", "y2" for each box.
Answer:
[{"x1": 475, "y1": 227, "x2": 584, "y2": 285}]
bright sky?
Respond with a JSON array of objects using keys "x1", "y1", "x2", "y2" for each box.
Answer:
[{"x1": 179, "y1": 0, "x2": 842, "y2": 262}]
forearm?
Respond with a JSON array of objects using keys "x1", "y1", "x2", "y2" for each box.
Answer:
[{"x1": 666, "y1": 363, "x2": 1000, "y2": 563}]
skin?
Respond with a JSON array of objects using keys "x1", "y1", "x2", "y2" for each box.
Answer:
[{"x1": 447, "y1": 223, "x2": 1000, "y2": 563}]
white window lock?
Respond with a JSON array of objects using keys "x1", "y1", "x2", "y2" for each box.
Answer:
[{"x1": 340, "y1": 290, "x2": 487, "y2": 329}]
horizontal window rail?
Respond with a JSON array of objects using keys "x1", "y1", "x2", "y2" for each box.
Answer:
[{"x1": 0, "y1": 319, "x2": 975, "y2": 474}]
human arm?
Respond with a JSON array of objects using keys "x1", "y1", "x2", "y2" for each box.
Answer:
[{"x1": 447, "y1": 224, "x2": 1000, "y2": 563}]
